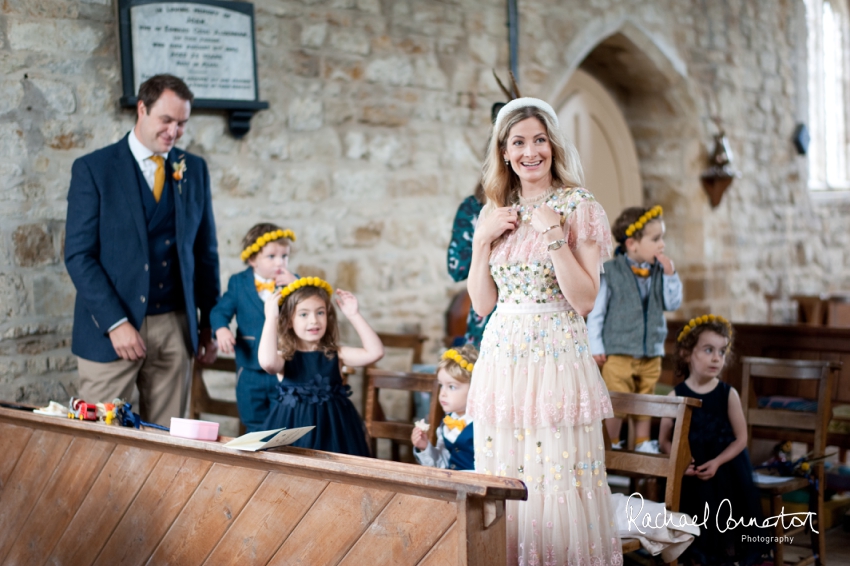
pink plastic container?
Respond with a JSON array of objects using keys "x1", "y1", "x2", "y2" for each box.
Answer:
[{"x1": 170, "y1": 418, "x2": 219, "y2": 441}]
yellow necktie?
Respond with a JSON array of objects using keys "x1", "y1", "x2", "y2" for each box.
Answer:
[
  {"x1": 149, "y1": 155, "x2": 165, "y2": 203},
  {"x1": 443, "y1": 415, "x2": 466, "y2": 432},
  {"x1": 630, "y1": 265, "x2": 650, "y2": 278},
  {"x1": 255, "y1": 280, "x2": 276, "y2": 293}
]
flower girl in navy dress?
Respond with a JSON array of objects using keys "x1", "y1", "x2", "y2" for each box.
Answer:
[
  {"x1": 411, "y1": 344, "x2": 477, "y2": 471},
  {"x1": 659, "y1": 315, "x2": 769, "y2": 566},
  {"x1": 258, "y1": 277, "x2": 383, "y2": 456}
]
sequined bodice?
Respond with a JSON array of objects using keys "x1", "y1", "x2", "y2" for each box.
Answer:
[{"x1": 488, "y1": 187, "x2": 599, "y2": 306}]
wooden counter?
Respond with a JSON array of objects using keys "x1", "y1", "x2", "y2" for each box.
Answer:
[{"x1": 0, "y1": 407, "x2": 526, "y2": 566}]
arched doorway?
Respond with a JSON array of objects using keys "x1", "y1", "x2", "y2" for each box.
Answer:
[{"x1": 557, "y1": 68, "x2": 642, "y2": 216}]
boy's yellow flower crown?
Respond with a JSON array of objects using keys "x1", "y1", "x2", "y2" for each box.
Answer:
[
  {"x1": 241, "y1": 229, "x2": 296, "y2": 261},
  {"x1": 278, "y1": 276, "x2": 333, "y2": 305},
  {"x1": 442, "y1": 349, "x2": 474, "y2": 372},
  {"x1": 624, "y1": 206, "x2": 663, "y2": 238},
  {"x1": 677, "y1": 314, "x2": 733, "y2": 343}
]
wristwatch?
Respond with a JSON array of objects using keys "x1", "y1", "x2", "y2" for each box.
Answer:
[{"x1": 547, "y1": 238, "x2": 566, "y2": 251}]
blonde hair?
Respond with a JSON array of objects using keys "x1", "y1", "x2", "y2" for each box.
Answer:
[
  {"x1": 437, "y1": 344, "x2": 479, "y2": 384},
  {"x1": 482, "y1": 105, "x2": 584, "y2": 207}
]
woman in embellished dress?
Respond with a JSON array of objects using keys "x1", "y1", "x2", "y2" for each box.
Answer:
[{"x1": 467, "y1": 98, "x2": 621, "y2": 565}]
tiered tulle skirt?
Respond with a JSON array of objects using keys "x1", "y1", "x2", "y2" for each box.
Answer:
[{"x1": 468, "y1": 302, "x2": 622, "y2": 566}]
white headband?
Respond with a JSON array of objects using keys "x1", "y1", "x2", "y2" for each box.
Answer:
[{"x1": 494, "y1": 97, "x2": 560, "y2": 133}]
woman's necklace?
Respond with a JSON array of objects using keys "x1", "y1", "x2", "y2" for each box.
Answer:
[{"x1": 515, "y1": 186, "x2": 557, "y2": 222}]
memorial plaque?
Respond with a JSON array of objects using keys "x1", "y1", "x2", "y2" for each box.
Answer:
[
  {"x1": 119, "y1": 0, "x2": 268, "y2": 137},
  {"x1": 131, "y1": 2, "x2": 256, "y2": 101}
]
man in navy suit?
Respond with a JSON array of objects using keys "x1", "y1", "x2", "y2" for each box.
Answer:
[{"x1": 65, "y1": 74, "x2": 220, "y2": 427}]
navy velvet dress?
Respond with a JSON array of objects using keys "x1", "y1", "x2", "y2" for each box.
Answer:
[
  {"x1": 675, "y1": 381, "x2": 770, "y2": 565},
  {"x1": 263, "y1": 351, "x2": 371, "y2": 457}
]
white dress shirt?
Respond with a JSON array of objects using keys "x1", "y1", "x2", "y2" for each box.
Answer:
[{"x1": 127, "y1": 128, "x2": 168, "y2": 193}]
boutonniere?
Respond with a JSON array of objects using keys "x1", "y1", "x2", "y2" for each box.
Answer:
[{"x1": 172, "y1": 155, "x2": 187, "y2": 194}]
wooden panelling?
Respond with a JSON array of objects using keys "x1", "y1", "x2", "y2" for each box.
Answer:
[
  {"x1": 0, "y1": 408, "x2": 525, "y2": 566},
  {"x1": 0, "y1": 430, "x2": 73, "y2": 563},
  {"x1": 205, "y1": 473, "x2": 329, "y2": 565},
  {"x1": 93, "y1": 454, "x2": 213, "y2": 566},
  {"x1": 0, "y1": 423, "x2": 33, "y2": 495},
  {"x1": 47, "y1": 445, "x2": 163, "y2": 566},
  {"x1": 5, "y1": 437, "x2": 115, "y2": 565},
  {"x1": 149, "y1": 464, "x2": 267, "y2": 564},
  {"x1": 269, "y1": 482, "x2": 395, "y2": 565},
  {"x1": 340, "y1": 494, "x2": 457, "y2": 566},
  {"x1": 418, "y1": 523, "x2": 459, "y2": 566}
]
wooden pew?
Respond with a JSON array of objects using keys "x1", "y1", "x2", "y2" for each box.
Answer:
[
  {"x1": 0, "y1": 406, "x2": 526, "y2": 566},
  {"x1": 604, "y1": 392, "x2": 701, "y2": 565}
]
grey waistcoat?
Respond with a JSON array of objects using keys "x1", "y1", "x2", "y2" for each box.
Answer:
[{"x1": 601, "y1": 254, "x2": 667, "y2": 358}]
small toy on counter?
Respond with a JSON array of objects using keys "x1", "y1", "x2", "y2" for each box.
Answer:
[{"x1": 68, "y1": 397, "x2": 98, "y2": 421}]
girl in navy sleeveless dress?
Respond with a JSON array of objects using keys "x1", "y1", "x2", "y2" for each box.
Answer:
[
  {"x1": 411, "y1": 344, "x2": 478, "y2": 471},
  {"x1": 257, "y1": 277, "x2": 383, "y2": 456},
  {"x1": 659, "y1": 315, "x2": 769, "y2": 565}
]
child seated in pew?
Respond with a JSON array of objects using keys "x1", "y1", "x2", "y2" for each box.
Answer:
[
  {"x1": 210, "y1": 223, "x2": 298, "y2": 433},
  {"x1": 411, "y1": 345, "x2": 477, "y2": 471},
  {"x1": 659, "y1": 315, "x2": 770, "y2": 566},
  {"x1": 258, "y1": 277, "x2": 383, "y2": 456}
]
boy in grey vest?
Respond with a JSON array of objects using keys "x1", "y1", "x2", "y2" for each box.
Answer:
[{"x1": 586, "y1": 206, "x2": 682, "y2": 452}]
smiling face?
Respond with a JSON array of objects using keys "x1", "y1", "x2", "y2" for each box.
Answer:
[
  {"x1": 626, "y1": 219, "x2": 666, "y2": 265},
  {"x1": 134, "y1": 88, "x2": 191, "y2": 154},
  {"x1": 686, "y1": 330, "x2": 729, "y2": 381},
  {"x1": 248, "y1": 241, "x2": 290, "y2": 281},
  {"x1": 291, "y1": 295, "x2": 328, "y2": 349},
  {"x1": 502, "y1": 117, "x2": 553, "y2": 187},
  {"x1": 437, "y1": 369, "x2": 470, "y2": 416}
]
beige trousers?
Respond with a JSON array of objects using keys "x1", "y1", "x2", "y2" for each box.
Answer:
[{"x1": 77, "y1": 311, "x2": 192, "y2": 428}]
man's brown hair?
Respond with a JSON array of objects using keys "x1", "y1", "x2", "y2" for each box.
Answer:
[{"x1": 137, "y1": 74, "x2": 194, "y2": 116}]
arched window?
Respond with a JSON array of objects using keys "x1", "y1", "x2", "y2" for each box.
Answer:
[{"x1": 807, "y1": 0, "x2": 850, "y2": 190}]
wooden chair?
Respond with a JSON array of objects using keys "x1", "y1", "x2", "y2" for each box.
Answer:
[
  {"x1": 604, "y1": 391, "x2": 702, "y2": 565},
  {"x1": 444, "y1": 289, "x2": 472, "y2": 347},
  {"x1": 190, "y1": 357, "x2": 245, "y2": 436},
  {"x1": 364, "y1": 368, "x2": 444, "y2": 462},
  {"x1": 741, "y1": 357, "x2": 841, "y2": 566}
]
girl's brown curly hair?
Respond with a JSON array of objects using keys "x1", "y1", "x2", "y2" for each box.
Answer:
[
  {"x1": 276, "y1": 286, "x2": 339, "y2": 361},
  {"x1": 672, "y1": 320, "x2": 734, "y2": 380}
]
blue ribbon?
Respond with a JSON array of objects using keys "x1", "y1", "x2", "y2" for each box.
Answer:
[{"x1": 116, "y1": 402, "x2": 170, "y2": 432}]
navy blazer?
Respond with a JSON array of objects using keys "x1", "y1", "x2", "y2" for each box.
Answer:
[
  {"x1": 209, "y1": 268, "x2": 266, "y2": 371},
  {"x1": 64, "y1": 133, "x2": 220, "y2": 362}
]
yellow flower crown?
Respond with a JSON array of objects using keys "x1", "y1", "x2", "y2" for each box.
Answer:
[
  {"x1": 277, "y1": 276, "x2": 333, "y2": 305},
  {"x1": 624, "y1": 206, "x2": 663, "y2": 238},
  {"x1": 442, "y1": 349, "x2": 474, "y2": 372},
  {"x1": 677, "y1": 314, "x2": 733, "y2": 343},
  {"x1": 241, "y1": 229, "x2": 296, "y2": 261}
]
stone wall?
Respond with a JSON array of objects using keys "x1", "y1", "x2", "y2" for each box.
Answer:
[{"x1": 0, "y1": 0, "x2": 843, "y2": 405}]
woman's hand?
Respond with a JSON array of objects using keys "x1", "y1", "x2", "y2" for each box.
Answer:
[
  {"x1": 473, "y1": 207, "x2": 518, "y2": 247},
  {"x1": 263, "y1": 291, "x2": 281, "y2": 319},
  {"x1": 530, "y1": 206, "x2": 563, "y2": 238},
  {"x1": 335, "y1": 289, "x2": 359, "y2": 318},
  {"x1": 411, "y1": 428, "x2": 429, "y2": 450},
  {"x1": 215, "y1": 327, "x2": 236, "y2": 355}
]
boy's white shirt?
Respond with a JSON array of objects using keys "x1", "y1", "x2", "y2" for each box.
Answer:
[
  {"x1": 414, "y1": 412, "x2": 473, "y2": 469},
  {"x1": 254, "y1": 273, "x2": 275, "y2": 301}
]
